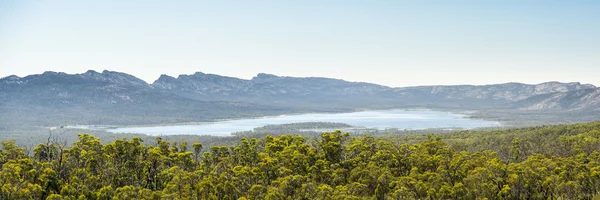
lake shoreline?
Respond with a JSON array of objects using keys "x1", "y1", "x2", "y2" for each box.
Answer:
[
  {"x1": 66, "y1": 107, "x2": 480, "y2": 128},
  {"x1": 68, "y1": 109, "x2": 501, "y2": 136}
]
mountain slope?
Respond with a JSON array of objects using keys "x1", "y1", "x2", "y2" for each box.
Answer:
[
  {"x1": 153, "y1": 72, "x2": 394, "y2": 110},
  {"x1": 400, "y1": 81, "x2": 595, "y2": 101},
  {"x1": 153, "y1": 72, "x2": 596, "y2": 110},
  {"x1": 1, "y1": 70, "x2": 598, "y2": 128},
  {"x1": 0, "y1": 70, "x2": 287, "y2": 127},
  {"x1": 515, "y1": 88, "x2": 600, "y2": 111}
]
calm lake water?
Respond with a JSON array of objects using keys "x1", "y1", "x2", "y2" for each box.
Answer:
[{"x1": 73, "y1": 110, "x2": 499, "y2": 136}]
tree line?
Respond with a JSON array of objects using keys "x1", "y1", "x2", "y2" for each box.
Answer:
[{"x1": 2, "y1": 122, "x2": 600, "y2": 199}]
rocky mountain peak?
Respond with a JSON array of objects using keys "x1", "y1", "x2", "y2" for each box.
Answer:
[
  {"x1": 156, "y1": 74, "x2": 176, "y2": 81},
  {"x1": 152, "y1": 74, "x2": 178, "y2": 89},
  {"x1": 192, "y1": 72, "x2": 206, "y2": 76},
  {"x1": 75, "y1": 70, "x2": 149, "y2": 86},
  {"x1": 1, "y1": 75, "x2": 21, "y2": 81},
  {"x1": 1, "y1": 75, "x2": 23, "y2": 85},
  {"x1": 84, "y1": 70, "x2": 100, "y2": 75},
  {"x1": 253, "y1": 73, "x2": 279, "y2": 80},
  {"x1": 533, "y1": 81, "x2": 595, "y2": 94}
]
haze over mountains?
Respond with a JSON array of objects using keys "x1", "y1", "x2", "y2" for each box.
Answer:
[
  {"x1": 1, "y1": 70, "x2": 599, "y2": 128},
  {"x1": 153, "y1": 71, "x2": 598, "y2": 110}
]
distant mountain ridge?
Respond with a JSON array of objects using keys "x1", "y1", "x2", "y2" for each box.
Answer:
[
  {"x1": 1, "y1": 70, "x2": 598, "y2": 127},
  {"x1": 151, "y1": 71, "x2": 596, "y2": 110},
  {"x1": 0, "y1": 70, "x2": 288, "y2": 127},
  {"x1": 516, "y1": 88, "x2": 600, "y2": 111}
]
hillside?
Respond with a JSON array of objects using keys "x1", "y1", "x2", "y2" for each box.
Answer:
[
  {"x1": 154, "y1": 72, "x2": 596, "y2": 110},
  {"x1": 516, "y1": 88, "x2": 600, "y2": 111},
  {"x1": 1, "y1": 70, "x2": 599, "y2": 128},
  {"x1": 0, "y1": 70, "x2": 288, "y2": 128}
]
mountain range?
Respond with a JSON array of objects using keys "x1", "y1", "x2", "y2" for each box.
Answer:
[
  {"x1": 152, "y1": 71, "x2": 598, "y2": 110},
  {"x1": 1, "y1": 70, "x2": 599, "y2": 128}
]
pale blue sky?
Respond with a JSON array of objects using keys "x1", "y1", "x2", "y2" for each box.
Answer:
[{"x1": 1, "y1": 1, "x2": 599, "y2": 86}]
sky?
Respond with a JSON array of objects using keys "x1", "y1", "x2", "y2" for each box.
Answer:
[{"x1": 1, "y1": 0, "x2": 599, "y2": 87}]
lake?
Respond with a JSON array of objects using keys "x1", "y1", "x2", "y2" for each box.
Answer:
[{"x1": 72, "y1": 110, "x2": 500, "y2": 136}]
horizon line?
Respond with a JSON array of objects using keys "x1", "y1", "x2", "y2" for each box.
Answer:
[{"x1": 1, "y1": 69, "x2": 596, "y2": 88}]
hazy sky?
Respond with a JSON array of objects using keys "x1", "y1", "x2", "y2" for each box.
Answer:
[{"x1": 1, "y1": 1, "x2": 599, "y2": 87}]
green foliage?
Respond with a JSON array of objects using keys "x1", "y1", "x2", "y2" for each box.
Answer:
[{"x1": 3, "y1": 122, "x2": 600, "y2": 199}]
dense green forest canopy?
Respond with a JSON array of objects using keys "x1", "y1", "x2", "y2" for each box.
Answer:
[{"x1": 2, "y1": 122, "x2": 600, "y2": 199}]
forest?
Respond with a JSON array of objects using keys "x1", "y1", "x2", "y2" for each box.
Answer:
[{"x1": 2, "y1": 122, "x2": 600, "y2": 199}]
